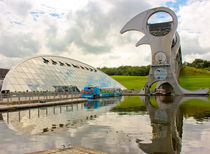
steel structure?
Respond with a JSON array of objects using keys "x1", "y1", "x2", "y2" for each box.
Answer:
[{"x1": 120, "y1": 7, "x2": 208, "y2": 95}]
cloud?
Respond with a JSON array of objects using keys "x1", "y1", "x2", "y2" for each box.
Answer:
[
  {"x1": 0, "y1": 32, "x2": 40, "y2": 57},
  {"x1": 45, "y1": 0, "x2": 151, "y2": 55},
  {"x1": 0, "y1": 55, "x2": 20, "y2": 69},
  {"x1": 180, "y1": 31, "x2": 208, "y2": 55},
  {"x1": 177, "y1": 0, "x2": 210, "y2": 61},
  {"x1": 3, "y1": 0, "x2": 33, "y2": 17},
  {"x1": 0, "y1": 0, "x2": 209, "y2": 69}
]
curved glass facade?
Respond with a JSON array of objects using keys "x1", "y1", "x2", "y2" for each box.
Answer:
[{"x1": 2, "y1": 56, "x2": 126, "y2": 92}]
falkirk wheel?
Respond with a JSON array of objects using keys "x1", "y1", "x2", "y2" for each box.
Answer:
[{"x1": 120, "y1": 7, "x2": 208, "y2": 95}]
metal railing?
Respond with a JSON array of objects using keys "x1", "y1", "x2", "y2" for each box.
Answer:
[{"x1": 0, "y1": 91, "x2": 82, "y2": 105}]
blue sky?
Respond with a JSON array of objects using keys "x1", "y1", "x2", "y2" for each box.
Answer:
[
  {"x1": 0, "y1": 0, "x2": 209, "y2": 68},
  {"x1": 166, "y1": 0, "x2": 187, "y2": 11}
]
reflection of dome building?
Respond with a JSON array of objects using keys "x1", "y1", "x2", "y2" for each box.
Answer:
[
  {"x1": 2, "y1": 97, "x2": 121, "y2": 135},
  {"x1": 1, "y1": 56, "x2": 125, "y2": 92}
]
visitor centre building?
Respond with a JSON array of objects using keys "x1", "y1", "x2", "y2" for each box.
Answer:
[{"x1": 1, "y1": 56, "x2": 126, "y2": 92}]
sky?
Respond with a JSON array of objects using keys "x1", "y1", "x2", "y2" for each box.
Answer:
[{"x1": 0, "y1": 0, "x2": 210, "y2": 69}]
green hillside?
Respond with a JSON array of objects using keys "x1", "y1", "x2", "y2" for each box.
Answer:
[
  {"x1": 180, "y1": 66, "x2": 210, "y2": 76},
  {"x1": 178, "y1": 66, "x2": 210, "y2": 90},
  {"x1": 112, "y1": 67, "x2": 210, "y2": 90}
]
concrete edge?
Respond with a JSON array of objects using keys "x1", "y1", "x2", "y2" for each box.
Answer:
[{"x1": 0, "y1": 98, "x2": 88, "y2": 112}]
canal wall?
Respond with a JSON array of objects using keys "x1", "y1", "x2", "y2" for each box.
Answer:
[
  {"x1": 0, "y1": 98, "x2": 87, "y2": 112},
  {"x1": 0, "y1": 92, "x2": 81, "y2": 104}
]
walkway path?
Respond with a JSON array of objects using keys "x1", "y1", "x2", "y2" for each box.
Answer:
[{"x1": 0, "y1": 98, "x2": 87, "y2": 112}]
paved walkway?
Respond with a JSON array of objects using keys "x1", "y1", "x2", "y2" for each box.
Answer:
[
  {"x1": 0, "y1": 98, "x2": 88, "y2": 112},
  {"x1": 29, "y1": 145, "x2": 107, "y2": 154},
  {"x1": 0, "y1": 94, "x2": 81, "y2": 104}
]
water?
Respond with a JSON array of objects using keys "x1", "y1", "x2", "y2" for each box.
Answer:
[{"x1": 0, "y1": 96, "x2": 209, "y2": 154}]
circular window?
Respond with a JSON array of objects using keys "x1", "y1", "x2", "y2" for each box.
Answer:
[{"x1": 147, "y1": 11, "x2": 173, "y2": 37}]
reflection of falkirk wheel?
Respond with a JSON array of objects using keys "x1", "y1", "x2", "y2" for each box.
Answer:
[
  {"x1": 138, "y1": 96, "x2": 183, "y2": 154},
  {"x1": 138, "y1": 96, "x2": 209, "y2": 154},
  {"x1": 120, "y1": 7, "x2": 208, "y2": 95}
]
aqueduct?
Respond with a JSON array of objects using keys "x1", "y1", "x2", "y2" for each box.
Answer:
[{"x1": 120, "y1": 7, "x2": 208, "y2": 95}]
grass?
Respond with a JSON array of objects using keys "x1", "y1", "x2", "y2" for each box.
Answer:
[
  {"x1": 112, "y1": 76, "x2": 147, "y2": 90},
  {"x1": 178, "y1": 76, "x2": 210, "y2": 90},
  {"x1": 180, "y1": 66, "x2": 210, "y2": 76},
  {"x1": 178, "y1": 66, "x2": 210, "y2": 91},
  {"x1": 111, "y1": 67, "x2": 210, "y2": 116},
  {"x1": 112, "y1": 67, "x2": 210, "y2": 91}
]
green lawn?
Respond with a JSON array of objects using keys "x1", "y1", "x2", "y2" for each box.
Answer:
[
  {"x1": 112, "y1": 67, "x2": 210, "y2": 91},
  {"x1": 178, "y1": 76, "x2": 210, "y2": 90},
  {"x1": 111, "y1": 67, "x2": 210, "y2": 118},
  {"x1": 113, "y1": 75, "x2": 210, "y2": 90},
  {"x1": 112, "y1": 76, "x2": 147, "y2": 90}
]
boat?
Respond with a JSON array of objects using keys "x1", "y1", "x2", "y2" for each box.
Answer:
[
  {"x1": 81, "y1": 86, "x2": 122, "y2": 99},
  {"x1": 155, "y1": 88, "x2": 171, "y2": 95}
]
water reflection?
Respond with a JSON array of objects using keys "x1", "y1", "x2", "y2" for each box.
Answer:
[
  {"x1": 0, "y1": 96, "x2": 209, "y2": 154},
  {"x1": 137, "y1": 96, "x2": 209, "y2": 154},
  {"x1": 2, "y1": 97, "x2": 122, "y2": 135},
  {"x1": 0, "y1": 113, "x2": 3, "y2": 121}
]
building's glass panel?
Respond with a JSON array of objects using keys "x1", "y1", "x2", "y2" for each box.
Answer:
[{"x1": 2, "y1": 56, "x2": 126, "y2": 92}]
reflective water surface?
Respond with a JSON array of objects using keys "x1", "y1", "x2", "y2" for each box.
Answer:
[{"x1": 0, "y1": 96, "x2": 210, "y2": 154}]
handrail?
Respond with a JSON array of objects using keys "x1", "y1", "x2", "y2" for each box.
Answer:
[{"x1": 0, "y1": 91, "x2": 82, "y2": 104}]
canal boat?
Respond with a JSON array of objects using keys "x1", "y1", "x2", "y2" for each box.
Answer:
[
  {"x1": 81, "y1": 87, "x2": 122, "y2": 99},
  {"x1": 155, "y1": 88, "x2": 171, "y2": 95}
]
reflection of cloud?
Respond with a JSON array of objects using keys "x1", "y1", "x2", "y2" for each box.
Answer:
[
  {"x1": 69, "y1": 112, "x2": 153, "y2": 153},
  {"x1": 181, "y1": 117, "x2": 210, "y2": 153}
]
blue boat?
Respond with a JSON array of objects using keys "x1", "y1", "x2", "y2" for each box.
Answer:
[{"x1": 81, "y1": 87, "x2": 122, "y2": 99}]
